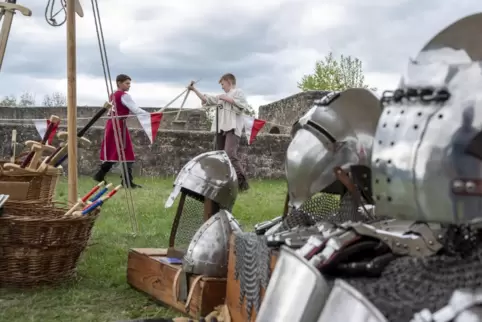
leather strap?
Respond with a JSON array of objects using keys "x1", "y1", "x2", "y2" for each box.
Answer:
[
  {"x1": 184, "y1": 275, "x2": 204, "y2": 312},
  {"x1": 172, "y1": 268, "x2": 183, "y2": 302},
  {"x1": 172, "y1": 267, "x2": 205, "y2": 312},
  {"x1": 333, "y1": 166, "x2": 371, "y2": 217}
]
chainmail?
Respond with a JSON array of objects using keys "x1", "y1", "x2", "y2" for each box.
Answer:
[
  {"x1": 171, "y1": 192, "x2": 206, "y2": 250},
  {"x1": 281, "y1": 193, "x2": 340, "y2": 231},
  {"x1": 281, "y1": 189, "x2": 379, "y2": 232},
  {"x1": 335, "y1": 224, "x2": 482, "y2": 322},
  {"x1": 233, "y1": 231, "x2": 271, "y2": 319}
]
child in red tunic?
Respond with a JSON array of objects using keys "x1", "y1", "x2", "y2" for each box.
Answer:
[{"x1": 93, "y1": 74, "x2": 148, "y2": 188}]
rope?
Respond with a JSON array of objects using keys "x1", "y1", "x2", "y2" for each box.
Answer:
[
  {"x1": 0, "y1": 107, "x2": 293, "y2": 130},
  {"x1": 90, "y1": 0, "x2": 138, "y2": 235},
  {"x1": 44, "y1": 0, "x2": 67, "y2": 27}
]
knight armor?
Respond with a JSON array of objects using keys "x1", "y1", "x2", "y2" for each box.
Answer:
[
  {"x1": 164, "y1": 150, "x2": 240, "y2": 303},
  {"x1": 286, "y1": 88, "x2": 381, "y2": 209},
  {"x1": 255, "y1": 246, "x2": 330, "y2": 322},
  {"x1": 256, "y1": 13, "x2": 482, "y2": 322},
  {"x1": 183, "y1": 209, "x2": 241, "y2": 277},
  {"x1": 165, "y1": 150, "x2": 238, "y2": 211}
]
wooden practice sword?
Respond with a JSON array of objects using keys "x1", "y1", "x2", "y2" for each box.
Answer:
[
  {"x1": 47, "y1": 102, "x2": 113, "y2": 167},
  {"x1": 0, "y1": 1, "x2": 32, "y2": 73},
  {"x1": 20, "y1": 115, "x2": 60, "y2": 168}
]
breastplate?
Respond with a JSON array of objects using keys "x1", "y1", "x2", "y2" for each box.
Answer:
[{"x1": 316, "y1": 279, "x2": 388, "y2": 322}]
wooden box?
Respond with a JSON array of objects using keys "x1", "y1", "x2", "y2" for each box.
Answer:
[
  {"x1": 127, "y1": 248, "x2": 227, "y2": 318},
  {"x1": 225, "y1": 235, "x2": 279, "y2": 322}
]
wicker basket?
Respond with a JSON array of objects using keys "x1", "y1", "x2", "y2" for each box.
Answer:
[
  {"x1": 0, "y1": 203, "x2": 100, "y2": 287},
  {"x1": 0, "y1": 161, "x2": 62, "y2": 205}
]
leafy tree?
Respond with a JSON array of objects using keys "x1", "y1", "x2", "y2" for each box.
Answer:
[
  {"x1": 298, "y1": 52, "x2": 376, "y2": 92},
  {"x1": 0, "y1": 95, "x2": 18, "y2": 107},
  {"x1": 42, "y1": 92, "x2": 67, "y2": 107}
]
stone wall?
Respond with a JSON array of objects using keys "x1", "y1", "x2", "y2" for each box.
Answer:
[
  {"x1": 0, "y1": 124, "x2": 290, "y2": 179},
  {"x1": 0, "y1": 91, "x2": 331, "y2": 179},
  {"x1": 0, "y1": 106, "x2": 211, "y2": 131},
  {"x1": 258, "y1": 90, "x2": 330, "y2": 134}
]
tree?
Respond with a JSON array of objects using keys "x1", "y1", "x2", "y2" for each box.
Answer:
[
  {"x1": 42, "y1": 92, "x2": 67, "y2": 107},
  {"x1": 0, "y1": 95, "x2": 18, "y2": 107},
  {"x1": 297, "y1": 52, "x2": 376, "y2": 92},
  {"x1": 18, "y1": 91, "x2": 36, "y2": 107}
]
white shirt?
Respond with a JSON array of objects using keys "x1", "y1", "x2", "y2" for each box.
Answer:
[
  {"x1": 121, "y1": 93, "x2": 148, "y2": 115},
  {"x1": 203, "y1": 88, "x2": 248, "y2": 137}
]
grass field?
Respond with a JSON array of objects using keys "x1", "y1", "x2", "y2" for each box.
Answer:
[{"x1": 0, "y1": 175, "x2": 286, "y2": 322}]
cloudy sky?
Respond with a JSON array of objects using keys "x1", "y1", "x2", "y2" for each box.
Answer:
[{"x1": 0, "y1": 0, "x2": 480, "y2": 111}]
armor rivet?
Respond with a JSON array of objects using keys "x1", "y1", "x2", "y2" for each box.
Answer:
[
  {"x1": 417, "y1": 112, "x2": 422, "y2": 116},
  {"x1": 384, "y1": 237, "x2": 388, "y2": 241},
  {"x1": 429, "y1": 240, "x2": 433, "y2": 245},
  {"x1": 375, "y1": 158, "x2": 380, "y2": 163},
  {"x1": 387, "y1": 160, "x2": 392, "y2": 164},
  {"x1": 452, "y1": 180, "x2": 464, "y2": 191},
  {"x1": 395, "y1": 123, "x2": 399, "y2": 128},
  {"x1": 404, "y1": 244, "x2": 408, "y2": 248},
  {"x1": 387, "y1": 196, "x2": 392, "y2": 202},
  {"x1": 466, "y1": 181, "x2": 476, "y2": 192},
  {"x1": 414, "y1": 125, "x2": 419, "y2": 130},
  {"x1": 387, "y1": 178, "x2": 391, "y2": 183},
  {"x1": 396, "y1": 242, "x2": 400, "y2": 246},
  {"x1": 364, "y1": 187, "x2": 368, "y2": 191},
  {"x1": 438, "y1": 114, "x2": 443, "y2": 119},
  {"x1": 362, "y1": 173, "x2": 367, "y2": 178},
  {"x1": 401, "y1": 110, "x2": 405, "y2": 114},
  {"x1": 416, "y1": 246, "x2": 420, "y2": 250},
  {"x1": 375, "y1": 179, "x2": 379, "y2": 184},
  {"x1": 378, "y1": 140, "x2": 382, "y2": 145},
  {"x1": 390, "y1": 142, "x2": 394, "y2": 146}
]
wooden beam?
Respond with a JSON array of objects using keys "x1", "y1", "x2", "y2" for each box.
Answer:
[{"x1": 66, "y1": 0, "x2": 78, "y2": 205}]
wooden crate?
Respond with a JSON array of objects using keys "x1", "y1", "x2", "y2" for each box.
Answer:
[
  {"x1": 127, "y1": 248, "x2": 227, "y2": 318},
  {"x1": 225, "y1": 235, "x2": 279, "y2": 322}
]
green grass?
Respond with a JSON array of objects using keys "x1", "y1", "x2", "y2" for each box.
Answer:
[{"x1": 0, "y1": 175, "x2": 286, "y2": 322}]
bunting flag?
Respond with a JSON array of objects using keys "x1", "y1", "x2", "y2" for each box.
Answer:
[
  {"x1": 243, "y1": 115, "x2": 266, "y2": 145},
  {"x1": 33, "y1": 119, "x2": 59, "y2": 144},
  {"x1": 137, "y1": 112, "x2": 163, "y2": 144}
]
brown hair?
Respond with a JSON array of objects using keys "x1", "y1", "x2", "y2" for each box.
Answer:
[
  {"x1": 116, "y1": 74, "x2": 131, "y2": 86},
  {"x1": 219, "y1": 73, "x2": 236, "y2": 85}
]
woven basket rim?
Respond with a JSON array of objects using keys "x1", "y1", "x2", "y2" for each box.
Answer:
[
  {"x1": 1, "y1": 203, "x2": 101, "y2": 222},
  {"x1": 0, "y1": 165, "x2": 62, "y2": 177}
]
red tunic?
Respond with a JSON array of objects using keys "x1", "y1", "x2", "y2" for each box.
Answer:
[{"x1": 100, "y1": 90, "x2": 135, "y2": 162}]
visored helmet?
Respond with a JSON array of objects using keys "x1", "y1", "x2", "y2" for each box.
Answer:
[{"x1": 286, "y1": 89, "x2": 381, "y2": 208}]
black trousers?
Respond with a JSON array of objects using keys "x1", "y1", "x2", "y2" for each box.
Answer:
[{"x1": 96, "y1": 161, "x2": 134, "y2": 184}]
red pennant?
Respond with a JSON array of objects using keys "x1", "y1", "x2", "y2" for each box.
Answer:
[
  {"x1": 46, "y1": 120, "x2": 59, "y2": 144},
  {"x1": 244, "y1": 116, "x2": 266, "y2": 145},
  {"x1": 149, "y1": 112, "x2": 163, "y2": 143}
]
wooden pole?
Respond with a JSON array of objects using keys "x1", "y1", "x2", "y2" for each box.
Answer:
[{"x1": 66, "y1": 0, "x2": 78, "y2": 205}]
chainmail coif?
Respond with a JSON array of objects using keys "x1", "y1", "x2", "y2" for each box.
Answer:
[
  {"x1": 233, "y1": 231, "x2": 271, "y2": 319},
  {"x1": 337, "y1": 224, "x2": 482, "y2": 322}
]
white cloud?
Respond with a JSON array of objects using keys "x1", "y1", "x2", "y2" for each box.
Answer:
[{"x1": 1, "y1": 0, "x2": 482, "y2": 112}]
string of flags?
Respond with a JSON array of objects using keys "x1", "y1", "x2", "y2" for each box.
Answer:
[{"x1": 31, "y1": 112, "x2": 268, "y2": 145}]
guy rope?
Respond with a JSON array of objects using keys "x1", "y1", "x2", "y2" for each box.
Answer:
[{"x1": 89, "y1": 0, "x2": 139, "y2": 235}]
